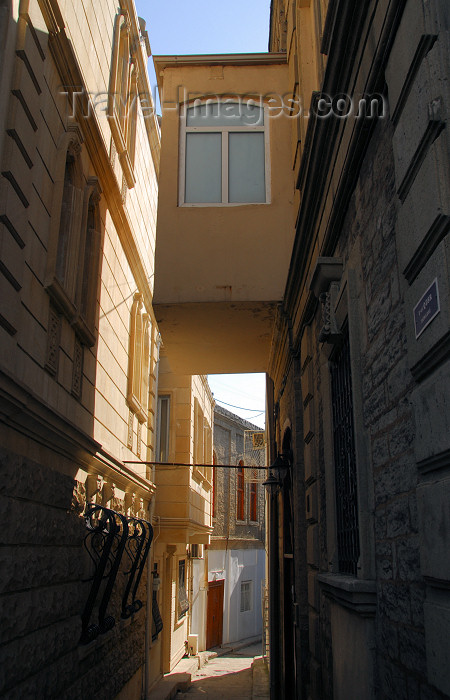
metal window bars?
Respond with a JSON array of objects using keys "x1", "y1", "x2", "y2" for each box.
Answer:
[
  {"x1": 80, "y1": 503, "x2": 154, "y2": 645},
  {"x1": 330, "y1": 326, "x2": 360, "y2": 576}
]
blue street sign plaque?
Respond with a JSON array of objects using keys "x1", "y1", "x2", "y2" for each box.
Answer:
[{"x1": 413, "y1": 278, "x2": 440, "y2": 339}]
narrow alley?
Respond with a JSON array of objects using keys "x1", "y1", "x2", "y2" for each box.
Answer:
[
  {"x1": 177, "y1": 642, "x2": 268, "y2": 700},
  {"x1": 1, "y1": 1, "x2": 449, "y2": 699}
]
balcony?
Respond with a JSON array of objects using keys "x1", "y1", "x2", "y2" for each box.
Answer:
[{"x1": 154, "y1": 364, "x2": 213, "y2": 544}]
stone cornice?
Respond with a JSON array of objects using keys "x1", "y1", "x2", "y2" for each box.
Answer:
[
  {"x1": 154, "y1": 52, "x2": 287, "y2": 70},
  {"x1": 317, "y1": 573, "x2": 377, "y2": 616},
  {"x1": 283, "y1": 0, "x2": 407, "y2": 335},
  {"x1": 0, "y1": 366, "x2": 100, "y2": 467},
  {"x1": 0, "y1": 366, "x2": 156, "y2": 495}
]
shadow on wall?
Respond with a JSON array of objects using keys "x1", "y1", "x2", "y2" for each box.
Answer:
[{"x1": 0, "y1": 10, "x2": 153, "y2": 700}]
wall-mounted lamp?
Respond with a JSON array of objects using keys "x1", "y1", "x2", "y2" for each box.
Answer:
[
  {"x1": 263, "y1": 471, "x2": 281, "y2": 497},
  {"x1": 263, "y1": 453, "x2": 290, "y2": 496}
]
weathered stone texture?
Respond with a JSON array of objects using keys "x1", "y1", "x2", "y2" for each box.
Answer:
[
  {"x1": 0, "y1": 448, "x2": 147, "y2": 698},
  {"x1": 212, "y1": 406, "x2": 265, "y2": 543},
  {"x1": 327, "y1": 112, "x2": 433, "y2": 696}
]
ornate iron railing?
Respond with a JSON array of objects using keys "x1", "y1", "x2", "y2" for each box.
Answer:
[{"x1": 80, "y1": 504, "x2": 153, "y2": 645}]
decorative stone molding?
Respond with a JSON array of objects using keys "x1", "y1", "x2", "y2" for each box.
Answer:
[
  {"x1": 85, "y1": 474, "x2": 104, "y2": 504},
  {"x1": 71, "y1": 336, "x2": 83, "y2": 398},
  {"x1": 317, "y1": 573, "x2": 377, "y2": 616},
  {"x1": 45, "y1": 305, "x2": 61, "y2": 376},
  {"x1": 136, "y1": 421, "x2": 142, "y2": 458},
  {"x1": 137, "y1": 497, "x2": 146, "y2": 518},
  {"x1": 71, "y1": 481, "x2": 86, "y2": 514},
  {"x1": 127, "y1": 409, "x2": 134, "y2": 449},
  {"x1": 310, "y1": 257, "x2": 343, "y2": 344},
  {"x1": 102, "y1": 481, "x2": 116, "y2": 508},
  {"x1": 124, "y1": 491, "x2": 137, "y2": 516},
  {"x1": 318, "y1": 282, "x2": 342, "y2": 343}
]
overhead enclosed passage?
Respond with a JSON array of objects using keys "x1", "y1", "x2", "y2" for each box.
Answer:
[{"x1": 153, "y1": 54, "x2": 294, "y2": 374}]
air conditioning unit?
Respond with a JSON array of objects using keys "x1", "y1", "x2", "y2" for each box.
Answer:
[
  {"x1": 190, "y1": 544, "x2": 204, "y2": 559},
  {"x1": 188, "y1": 634, "x2": 198, "y2": 655}
]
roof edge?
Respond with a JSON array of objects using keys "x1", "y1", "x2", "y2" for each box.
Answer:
[{"x1": 153, "y1": 52, "x2": 287, "y2": 71}]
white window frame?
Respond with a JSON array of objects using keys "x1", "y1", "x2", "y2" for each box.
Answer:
[
  {"x1": 156, "y1": 395, "x2": 170, "y2": 463},
  {"x1": 179, "y1": 100, "x2": 271, "y2": 207},
  {"x1": 240, "y1": 580, "x2": 253, "y2": 613}
]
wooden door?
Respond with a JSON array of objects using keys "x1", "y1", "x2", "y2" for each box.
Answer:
[{"x1": 206, "y1": 579, "x2": 224, "y2": 649}]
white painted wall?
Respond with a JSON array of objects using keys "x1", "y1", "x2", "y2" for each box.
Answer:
[
  {"x1": 208, "y1": 548, "x2": 265, "y2": 645},
  {"x1": 190, "y1": 557, "x2": 207, "y2": 651}
]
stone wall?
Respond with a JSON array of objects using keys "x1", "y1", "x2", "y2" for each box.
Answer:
[
  {"x1": 0, "y1": 445, "x2": 149, "y2": 699},
  {"x1": 212, "y1": 406, "x2": 265, "y2": 545},
  {"x1": 268, "y1": 1, "x2": 450, "y2": 698}
]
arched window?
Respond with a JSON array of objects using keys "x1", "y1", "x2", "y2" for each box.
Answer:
[
  {"x1": 55, "y1": 154, "x2": 76, "y2": 286},
  {"x1": 73, "y1": 177, "x2": 102, "y2": 346},
  {"x1": 237, "y1": 460, "x2": 245, "y2": 521},
  {"x1": 180, "y1": 100, "x2": 270, "y2": 205},
  {"x1": 127, "y1": 293, "x2": 151, "y2": 424},
  {"x1": 46, "y1": 126, "x2": 84, "y2": 319},
  {"x1": 108, "y1": 11, "x2": 137, "y2": 188}
]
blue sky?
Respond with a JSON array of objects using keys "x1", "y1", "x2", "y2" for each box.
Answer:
[
  {"x1": 135, "y1": 0, "x2": 272, "y2": 56},
  {"x1": 135, "y1": 0, "x2": 272, "y2": 112},
  {"x1": 134, "y1": 0, "x2": 270, "y2": 429},
  {"x1": 207, "y1": 374, "x2": 266, "y2": 429}
]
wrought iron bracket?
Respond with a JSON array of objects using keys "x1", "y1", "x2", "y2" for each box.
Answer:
[
  {"x1": 121, "y1": 518, "x2": 153, "y2": 618},
  {"x1": 80, "y1": 504, "x2": 129, "y2": 644}
]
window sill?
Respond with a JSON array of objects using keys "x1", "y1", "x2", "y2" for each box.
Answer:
[
  {"x1": 108, "y1": 113, "x2": 136, "y2": 189},
  {"x1": 179, "y1": 201, "x2": 270, "y2": 208},
  {"x1": 45, "y1": 277, "x2": 77, "y2": 322},
  {"x1": 72, "y1": 314, "x2": 96, "y2": 348},
  {"x1": 127, "y1": 392, "x2": 147, "y2": 424},
  {"x1": 317, "y1": 573, "x2": 376, "y2": 616},
  {"x1": 175, "y1": 614, "x2": 187, "y2": 629}
]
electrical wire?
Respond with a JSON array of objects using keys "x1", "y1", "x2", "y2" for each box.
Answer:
[{"x1": 214, "y1": 397, "x2": 265, "y2": 413}]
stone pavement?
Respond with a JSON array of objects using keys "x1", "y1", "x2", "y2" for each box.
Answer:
[
  {"x1": 148, "y1": 640, "x2": 269, "y2": 700},
  {"x1": 176, "y1": 641, "x2": 269, "y2": 700}
]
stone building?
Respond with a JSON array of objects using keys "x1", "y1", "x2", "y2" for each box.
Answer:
[
  {"x1": 153, "y1": 360, "x2": 214, "y2": 670},
  {"x1": 0, "y1": 0, "x2": 206, "y2": 698},
  {"x1": 153, "y1": 0, "x2": 449, "y2": 699},
  {"x1": 265, "y1": 1, "x2": 450, "y2": 699},
  {"x1": 207, "y1": 405, "x2": 266, "y2": 647}
]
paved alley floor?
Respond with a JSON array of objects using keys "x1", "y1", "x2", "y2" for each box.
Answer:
[{"x1": 176, "y1": 641, "x2": 268, "y2": 700}]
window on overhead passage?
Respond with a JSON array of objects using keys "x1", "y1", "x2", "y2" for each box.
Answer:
[{"x1": 180, "y1": 100, "x2": 270, "y2": 206}]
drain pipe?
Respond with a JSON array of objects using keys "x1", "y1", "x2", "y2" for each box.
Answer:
[
  {"x1": 145, "y1": 333, "x2": 162, "y2": 699},
  {"x1": 264, "y1": 462, "x2": 282, "y2": 699}
]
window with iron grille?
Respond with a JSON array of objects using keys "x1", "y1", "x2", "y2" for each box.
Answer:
[
  {"x1": 240, "y1": 580, "x2": 252, "y2": 612},
  {"x1": 330, "y1": 323, "x2": 360, "y2": 575},
  {"x1": 249, "y1": 473, "x2": 257, "y2": 522},
  {"x1": 178, "y1": 559, "x2": 189, "y2": 619},
  {"x1": 237, "y1": 461, "x2": 245, "y2": 520}
]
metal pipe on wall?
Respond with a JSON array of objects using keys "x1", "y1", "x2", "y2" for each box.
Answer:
[{"x1": 268, "y1": 488, "x2": 281, "y2": 698}]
